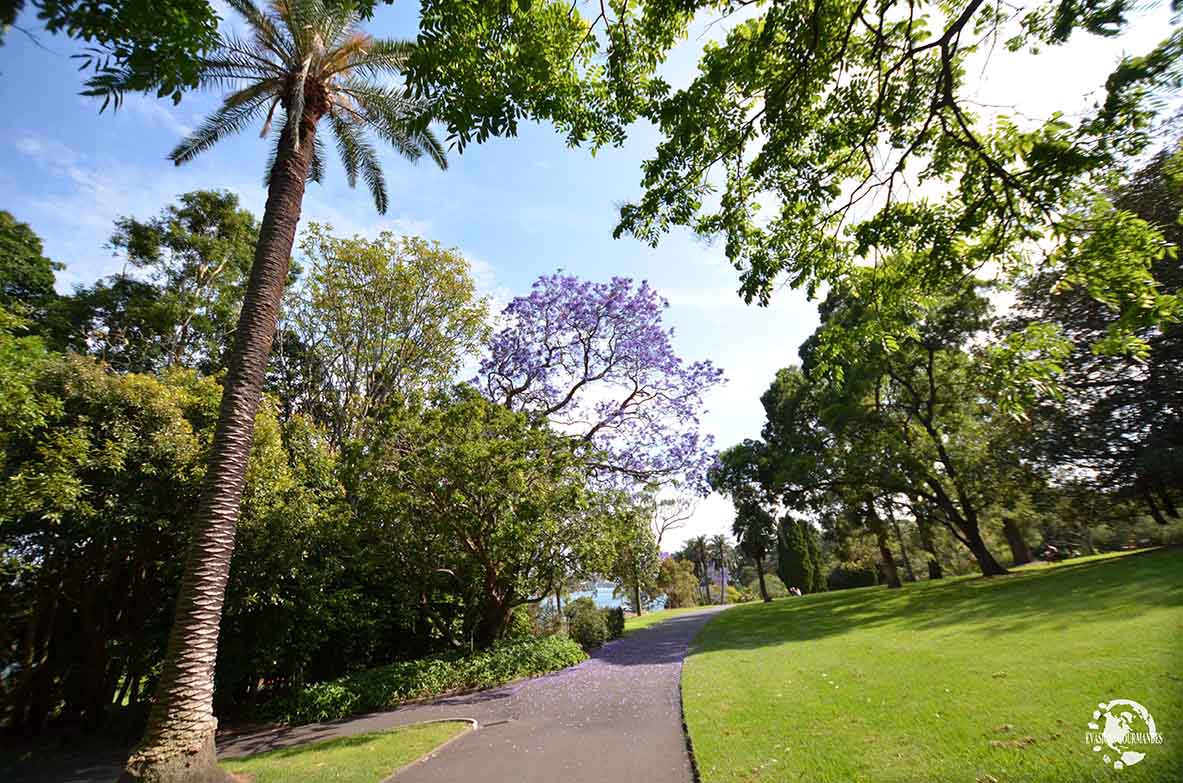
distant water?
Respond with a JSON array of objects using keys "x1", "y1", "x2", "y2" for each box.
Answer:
[{"x1": 556, "y1": 584, "x2": 667, "y2": 612}]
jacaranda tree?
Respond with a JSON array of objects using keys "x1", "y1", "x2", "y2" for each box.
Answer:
[{"x1": 477, "y1": 273, "x2": 725, "y2": 493}]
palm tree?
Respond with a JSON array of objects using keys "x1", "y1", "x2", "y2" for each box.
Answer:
[
  {"x1": 691, "y1": 535, "x2": 711, "y2": 604},
  {"x1": 122, "y1": 2, "x2": 444, "y2": 780},
  {"x1": 733, "y1": 501, "x2": 775, "y2": 602},
  {"x1": 710, "y1": 534, "x2": 730, "y2": 603}
]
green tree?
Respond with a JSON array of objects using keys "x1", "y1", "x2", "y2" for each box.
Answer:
[
  {"x1": 656, "y1": 558, "x2": 699, "y2": 609},
  {"x1": 803, "y1": 521, "x2": 827, "y2": 594},
  {"x1": 709, "y1": 533, "x2": 735, "y2": 602},
  {"x1": 1012, "y1": 140, "x2": 1183, "y2": 526},
  {"x1": 610, "y1": 0, "x2": 1179, "y2": 371},
  {"x1": 609, "y1": 500, "x2": 660, "y2": 615},
  {"x1": 732, "y1": 501, "x2": 776, "y2": 602},
  {"x1": 688, "y1": 535, "x2": 712, "y2": 604},
  {"x1": 108, "y1": 190, "x2": 259, "y2": 371},
  {"x1": 777, "y1": 516, "x2": 813, "y2": 594},
  {"x1": 346, "y1": 387, "x2": 610, "y2": 650},
  {"x1": 277, "y1": 223, "x2": 488, "y2": 446},
  {"x1": 0, "y1": 210, "x2": 60, "y2": 326},
  {"x1": 125, "y1": 2, "x2": 446, "y2": 779}
]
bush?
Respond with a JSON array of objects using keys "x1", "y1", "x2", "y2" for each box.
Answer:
[
  {"x1": 256, "y1": 635, "x2": 586, "y2": 725},
  {"x1": 826, "y1": 563, "x2": 879, "y2": 591},
  {"x1": 567, "y1": 605, "x2": 609, "y2": 651},
  {"x1": 726, "y1": 584, "x2": 756, "y2": 603},
  {"x1": 505, "y1": 606, "x2": 536, "y2": 638},
  {"x1": 603, "y1": 606, "x2": 625, "y2": 639}
]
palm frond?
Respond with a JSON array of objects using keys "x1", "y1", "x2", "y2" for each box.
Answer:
[
  {"x1": 226, "y1": 0, "x2": 294, "y2": 61},
  {"x1": 262, "y1": 113, "x2": 286, "y2": 186},
  {"x1": 340, "y1": 82, "x2": 447, "y2": 170},
  {"x1": 328, "y1": 112, "x2": 388, "y2": 213},
  {"x1": 331, "y1": 37, "x2": 415, "y2": 79},
  {"x1": 308, "y1": 133, "x2": 327, "y2": 183},
  {"x1": 171, "y1": 83, "x2": 275, "y2": 165},
  {"x1": 195, "y1": 48, "x2": 282, "y2": 91}
]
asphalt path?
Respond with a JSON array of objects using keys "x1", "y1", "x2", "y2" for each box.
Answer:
[{"x1": 14, "y1": 606, "x2": 726, "y2": 783}]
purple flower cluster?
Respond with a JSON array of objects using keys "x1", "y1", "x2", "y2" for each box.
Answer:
[{"x1": 476, "y1": 273, "x2": 725, "y2": 494}]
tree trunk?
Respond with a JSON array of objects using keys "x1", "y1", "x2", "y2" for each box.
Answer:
[
  {"x1": 474, "y1": 599, "x2": 513, "y2": 649},
  {"x1": 962, "y1": 521, "x2": 1008, "y2": 576},
  {"x1": 633, "y1": 579, "x2": 643, "y2": 617},
  {"x1": 701, "y1": 561, "x2": 712, "y2": 604},
  {"x1": 914, "y1": 511, "x2": 943, "y2": 580},
  {"x1": 122, "y1": 123, "x2": 314, "y2": 783},
  {"x1": 1143, "y1": 484, "x2": 1169, "y2": 526},
  {"x1": 885, "y1": 503, "x2": 916, "y2": 582},
  {"x1": 866, "y1": 502, "x2": 901, "y2": 588},
  {"x1": 755, "y1": 555, "x2": 770, "y2": 602},
  {"x1": 1001, "y1": 517, "x2": 1032, "y2": 566}
]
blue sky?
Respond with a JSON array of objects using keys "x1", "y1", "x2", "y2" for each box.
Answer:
[{"x1": 0, "y1": 3, "x2": 1173, "y2": 547}]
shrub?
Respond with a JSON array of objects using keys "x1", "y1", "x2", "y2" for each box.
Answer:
[
  {"x1": 726, "y1": 584, "x2": 755, "y2": 603},
  {"x1": 826, "y1": 563, "x2": 879, "y2": 591},
  {"x1": 603, "y1": 606, "x2": 625, "y2": 639},
  {"x1": 505, "y1": 606, "x2": 536, "y2": 638},
  {"x1": 256, "y1": 635, "x2": 586, "y2": 725},
  {"x1": 567, "y1": 604, "x2": 609, "y2": 650}
]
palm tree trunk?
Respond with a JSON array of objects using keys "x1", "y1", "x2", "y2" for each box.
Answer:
[{"x1": 123, "y1": 124, "x2": 314, "y2": 783}]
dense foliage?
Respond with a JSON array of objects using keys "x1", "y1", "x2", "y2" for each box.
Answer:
[
  {"x1": 0, "y1": 200, "x2": 706, "y2": 735},
  {"x1": 256, "y1": 635, "x2": 587, "y2": 725}
]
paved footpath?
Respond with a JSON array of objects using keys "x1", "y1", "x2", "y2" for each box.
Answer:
[
  {"x1": 223, "y1": 606, "x2": 726, "y2": 783},
  {"x1": 19, "y1": 607, "x2": 724, "y2": 783}
]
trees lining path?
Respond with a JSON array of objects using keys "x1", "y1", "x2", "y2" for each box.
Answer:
[{"x1": 221, "y1": 606, "x2": 726, "y2": 782}]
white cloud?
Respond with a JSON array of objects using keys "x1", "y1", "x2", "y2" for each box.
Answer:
[{"x1": 122, "y1": 94, "x2": 194, "y2": 138}]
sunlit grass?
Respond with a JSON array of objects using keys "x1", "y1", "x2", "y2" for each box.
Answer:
[
  {"x1": 683, "y1": 548, "x2": 1183, "y2": 783},
  {"x1": 222, "y1": 721, "x2": 469, "y2": 783}
]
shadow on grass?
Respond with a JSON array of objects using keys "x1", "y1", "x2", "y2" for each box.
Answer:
[{"x1": 694, "y1": 548, "x2": 1183, "y2": 653}]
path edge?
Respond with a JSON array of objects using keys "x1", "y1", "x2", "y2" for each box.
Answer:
[
  {"x1": 380, "y1": 718, "x2": 479, "y2": 782},
  {"x1": 678, "y1": 608, "x2": 728, "y2": 783}
]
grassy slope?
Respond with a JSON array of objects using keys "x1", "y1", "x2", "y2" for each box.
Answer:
[
  {"x1": 222, "y1": 721, "x2": 468, "y2": 783},
  {"x1": 682, "y1": 549, "x2": 1183, "y2": 783}
]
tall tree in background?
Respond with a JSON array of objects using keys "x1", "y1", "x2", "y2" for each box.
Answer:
[
  {"x1": 710, "y1": 534, "x2": 732, "y2": 602},
  {"x1": 0, "y1": 210, "x2": 59, "y2": 326},
  {"x1": 732, "y1": 501, "x2": 776, "y2": 602},
  {"x1": 1013, "y1": 140, "x2": 1183, "y2": 524},
  {"x1": 690, "y1": 535, "x2": 712, "y2": 604},
  {"x1": 276, "y1": 224, "x2": 488, "y2": 446},
  {"x1": 610, "y1": 502, "x2": 660, "y2": 616},
  {"x1": 777, "y1": 517, "x2": 813, "y2": 594},
  {"x1": 107, "y1": 190, "x2": 259, "y2": 371},
  {"x1": 123, "y1": 2, "x2": 445, "y2": 780}
]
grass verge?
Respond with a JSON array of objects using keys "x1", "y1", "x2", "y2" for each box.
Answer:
[
  {"x1": 223, "y1": 721, "x2": 469, "y2": 782},
  {"x1": 682, "y1": 548, "x2": 1183, "y2": 783}
]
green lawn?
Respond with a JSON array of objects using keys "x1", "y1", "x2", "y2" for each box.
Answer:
[
  {"x1": 624, "y1": 605, "x2": 713, "y2": 634},
  {"x1": 682, "y1": 548, "x2": 1183, "y2": 783},
  {"x1": 222, "y1": 721, "x2": 469, "y2": 783}
]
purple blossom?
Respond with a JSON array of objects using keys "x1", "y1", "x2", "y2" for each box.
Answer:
[{"x1": 476, "y1": 273, "x2": 725, "y2": 494}]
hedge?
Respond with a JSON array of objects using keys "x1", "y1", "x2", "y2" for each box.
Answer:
[{"x1": 256, "y1": 635, "x2": 587, "y2": 725}]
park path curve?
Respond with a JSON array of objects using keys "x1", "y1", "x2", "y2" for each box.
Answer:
[{"x1": 221, "y1": 606, "x2": 727, "y2": 783}]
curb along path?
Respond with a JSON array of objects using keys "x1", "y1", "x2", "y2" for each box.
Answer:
[{"x1": 221, "y1": 606, "x2": 727, "y2": 783}]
